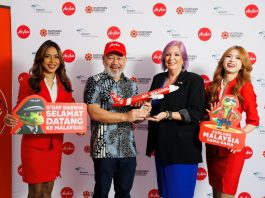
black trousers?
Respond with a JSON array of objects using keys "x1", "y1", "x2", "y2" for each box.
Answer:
[{"x1": 92, "y1": 157, "x2": 137, "y2": 198}]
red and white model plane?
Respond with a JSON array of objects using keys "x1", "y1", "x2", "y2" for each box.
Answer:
[{"x1": 111, "y1": 85, "x2": 179, "y2": 107}]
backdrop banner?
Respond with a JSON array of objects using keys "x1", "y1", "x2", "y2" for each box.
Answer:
[{"x1": 11, "y1": 1, "x2": 265, "y2": 198}]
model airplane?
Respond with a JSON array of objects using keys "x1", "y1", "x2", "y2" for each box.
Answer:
[{"x1": 111, "y1": 85, "x2": 179, "y2": 107}]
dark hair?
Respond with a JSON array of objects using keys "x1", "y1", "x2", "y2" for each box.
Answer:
[
  {"x1": 208, "y1": 46, "x2": 252, "y2": 104},
  {"x1": 161, "y1": 40, "x2": 189, "y2": 71},
  {"x1": 28, "y1": 40, "x2": 73, "y2": 93}
]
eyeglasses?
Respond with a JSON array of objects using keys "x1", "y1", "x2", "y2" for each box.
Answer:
[{"x1": 224, "y1": 97, "x2": 236, "y2": 103}]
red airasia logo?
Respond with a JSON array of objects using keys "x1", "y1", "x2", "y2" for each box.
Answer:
[
  {"x1": 153, "y1": 3, "x2": 166, "y2": 17},
  {"x1": 248, "y1": 52, "x2": 256, "y2": 65},
  {"x1": 245, "y1": 4, "x2": 259, "y2": 18},
  {"x1": 148, "y1": 189, "x2": 160, "y2": 198},
  {"x1": 197, "y1": 167, "x2": 207, "y2": 180},
  {"x1": 62, "y1": 142, "x2": 75, "y2": 155},
  {"x1": 152, "y1": 50, "x2": 162, "y2": 64},
  {"x1": 107, "y1": 26, "x2": 121, "y2": 40},
  {"x1": 63, "y1": 49, "x2": 76, "y2": 63},
  {"x1": 61, "y1": 187, "x2": 74, "y2": 198},
  {"x1": 245, "y1": 146, "x2": 253, "y2": 159},
  {"x1": 201, "y1": 74, "x2": 210, "y2": 89},
  {"x1": 198, "y1": 27, "x2": 211, "y2": 41},
  {"x1": 62, "y1": 2, "x2": 76, "y2": 16},
  {"x1": 17, "y1": 25, "x2": 30, "y2": 39},
  {"x1": 263, "y1": 151, "x2": 265, "y2": 158},
  {"x1": 17, "y1": 164, "x2": 23, "y2": 176},
  {"x1": 238, "y1": 192, "x2": 251, "y2": 198}
]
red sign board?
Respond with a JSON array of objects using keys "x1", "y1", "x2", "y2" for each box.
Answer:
[
  {"x1": 199, "y1": 95, "x2": 245, "y2": 150},
  {"x1": 11, "y1": 95, "x2": 87, "y2": 134}
]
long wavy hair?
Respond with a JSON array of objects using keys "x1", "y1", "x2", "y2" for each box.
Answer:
[
  {"x1": 28, "y1": 40, "x2": 73, "y2": 93},
  {"x1": 207, "y1": 46, "x2": 252, "y2": 104},
  {"x1": 161, "y1": 40, "x2": 189, "y2": 71}
]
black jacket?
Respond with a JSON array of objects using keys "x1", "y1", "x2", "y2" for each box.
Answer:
[{"x1": 146, "y1": 71, "x2": 205, "y2": 164}]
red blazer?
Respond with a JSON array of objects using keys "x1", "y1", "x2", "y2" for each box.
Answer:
[{"x1": 16, "y1": 73, "x2": 75, "y2": 149}]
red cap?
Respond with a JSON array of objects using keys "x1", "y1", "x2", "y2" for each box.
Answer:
[{"x1": 103, "y1": 41, "x2": 126, "y2": 56}]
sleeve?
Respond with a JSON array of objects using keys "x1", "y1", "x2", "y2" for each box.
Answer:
[
  {"x1": 83, "y1": 77, "x2": 100, "y2": 105},
  {"x1": 16, "y1": 72, "x2": 31, "y2": 105},
  {"x1": 241, "y1": 82, "x2": 259, "y2": 126},
  {"x1": 180, "y1": 74, "x2": 205, "y2": 123}
]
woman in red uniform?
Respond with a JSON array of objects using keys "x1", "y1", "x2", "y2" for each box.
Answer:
[
  {"x1": 206, "y1": 46, "x2": 259, "y2": 198},
  {"x1": 4, "y1": 40, "x2": 74, "y2": 198}
]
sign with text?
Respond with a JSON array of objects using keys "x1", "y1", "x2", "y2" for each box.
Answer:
[
  {"x1": 199, "y1": 95, "x2": 245, "y2": 150},
  {"x1": 11, "y1": 95, "x2": 87, "y2": 134}
]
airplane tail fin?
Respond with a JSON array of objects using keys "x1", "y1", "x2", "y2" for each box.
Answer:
[{"x1": 110, "y1": 92, "x2": 126, "y2": 107}]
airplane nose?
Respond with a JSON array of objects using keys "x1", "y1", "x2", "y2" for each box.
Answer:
[{"x1": 169, "y1": 85, "x2": 179, "y2": 92}]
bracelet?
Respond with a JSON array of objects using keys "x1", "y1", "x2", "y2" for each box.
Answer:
[
  {"x1": 165, "y1": 111, "x2": 169, "y2": 119},
  {"x1": 167, "y1": 111, "x2": 173, "y2": 120}
]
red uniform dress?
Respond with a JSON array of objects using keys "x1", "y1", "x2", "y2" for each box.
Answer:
[
  {"x1": 206, "y1": 78, "x2": 259, "y2": 195},
  {"x1": 17, "y1": 73, "x2": 74, "y2": 184}
]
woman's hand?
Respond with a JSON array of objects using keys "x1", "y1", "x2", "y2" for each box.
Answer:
[
  {"x1": 146, "y1": 112, "x2": 167, "y2": 122},
  {"x1": 4, "y1": 114, "x2": 18, "y2": 127}
]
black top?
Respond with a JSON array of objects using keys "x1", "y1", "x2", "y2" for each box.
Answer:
[{"x1": 146, "y1": 71, "x2": 205, "y2": 164}]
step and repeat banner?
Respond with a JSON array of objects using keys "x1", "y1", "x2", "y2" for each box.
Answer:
[{"x1": 11, "y1": 1, "x2": 265, "y2": 198}]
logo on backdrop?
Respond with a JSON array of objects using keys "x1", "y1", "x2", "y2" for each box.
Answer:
[
  {"x1": 166, "y1": 29, "x2": 188, "y2": 39},
  {"x1": 63, "y1": 49, "x2": 76, "y2": 63},
  {"x1": 84, "y1": 145, "x2": 90, "y2": 153},
  {"x1": 197, "y1": 167, "x2": 207, "y2": 180},
  {"x1": 130, "y1": 77, "x2": 151, "y2": 85},
  {"x1": 198, "y1": 27, "x2": 211, "y2": 41},
  {"x1": 130, "y1": 29, "x2": 152, "y2": 38},
  {"x1": 253, "y1": 172, "x2": 265, "y2": 181},
  {"x1": 245, "y1": 146, "x2": 253, "y2": 159},
  {"x1": 61, "y1": 187, "x2": 74, "y2": 198},
  {"x1": 83, "y1": 191, "x2": 93, "y2": 198},
  {"x1": 248, "y1": 52, "x2": 256, "y2": 65},
  {"x1": 213, "y1": 6, "x2": 235, "y2": 15},
  {"x1": 84, "y1": 5, "x2": 107, "y2": 14},
  {"x1": 17, "y1": 25, "x2": 30, "y2": 39},
  {"x1": 258, "y1": 31, "x2": 265, "y2": 39},
  {"x1": 153, "y1": 3, "x2": 166, "y2": 17},
  {"x1": 30, "y1": 4, "x2": 52, "y2": 13},
  {"x1": 245, "y1": 4, "x2": 259, "y2": 18},
  {"x1": 238, "y1": 192, "x2": 251, "y2": 198},
  {"x1": 17, "y1": 165, "x2": 23, "y2": 176},
  {"x1": 176, "y1": 6, "x2": 198, "y2": 15},
  {"x1": 152, "y1": 50, "x2": 162, "y2": 64},
  {"x1": 76, "y1": 28, "x2": 98, "y2": 38},
  {"x1": 107, "y1": 26, "x2": 121, "y2": 40},
  {"x1": 63, "y1": 142, "x2": 75, "y2": 155},
  {"x1": 199, "y1": 95, "x2": 245, "y2": 150},
  {"x1": 62, "y1": 2, "x2": 76, "y2": 16},
  {"x1": 40, "y1": 28, "x2": 62, "y2": 37},
  {"x1": 201, "y1": 74, "x2": 210, "y2": 90},
  {"x1": 221, "y1": 31, "x2": 244, "y2": 39},
  {"x1": 122, "y1": 4, "x2": 143, "y2": 14},
  {"x1": 148, "y1": 189, "x2": 160, "y2": 198}
]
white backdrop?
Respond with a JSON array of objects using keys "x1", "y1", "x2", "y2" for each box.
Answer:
[{"x1": 11, "y1": 1, "x2": 265, "y2": 198}]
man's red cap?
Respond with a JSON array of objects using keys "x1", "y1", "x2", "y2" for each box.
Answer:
[{"x1": 104, "y1": 41, "x2": 126, "y2": 56}]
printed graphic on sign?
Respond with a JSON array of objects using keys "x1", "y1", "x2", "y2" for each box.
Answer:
[
  {"x1": 199, "y1": 95, "x2": 245, "y2": 149},
  {"x1": 11, "y1": 95, "x2": 87, "y2": 134}
]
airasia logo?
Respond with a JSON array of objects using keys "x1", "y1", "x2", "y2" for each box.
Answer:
[
  {"x1": 148, "y1": 189, "x2": 160, "y2": 198},
  {"x1": 17, "y1": 25, "x2": 30, "y2": 39},
  {"x1": 248, "y1": 52, "x2": 256, "y2": 65},
  {"x1": 63, "y1": 49, "x2": 76, "y2": 63},
  {"x1": 198, "y1": 27, "x2": 211, "y2": 41},
  {"x1": 201, "y1": 74, "x2": 210, "y2": 89},
  {"x1": 62, "y1": 142, "x2": 75, "y2": 155},
  {"x1": 107, "y1": 26, "x2": 121, "y2": 40},
  {"x1": 62, "y1": 2, "x2": 76, "y2": 16},
  {"x1": 152, "y1": 50, "x2": 162, "y2": 64},
  {"x1": 245, "y1": 4, "x2": 259, "y2": 18},
  {"x1": 263, "y1": 151, "x2": 265, "y2": 158},
  {"x1": 17, "y1": 164, "x2": 23, "y2": 176},
  {"x1": 153, "y1": 3, "x2": 166, "y2": 17},
  {"x1": 61, "y1": 187, "x2": 74, "y2": 198},
  {"x1": 238, "y1": 192, "x2": 251, "y2": 198},
  {"x1": 245, "y1": 146, "x2": 253, "y2": 159},
  {"x1": 197, "y1": 167, "x2": 207, "y2": 180}
]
